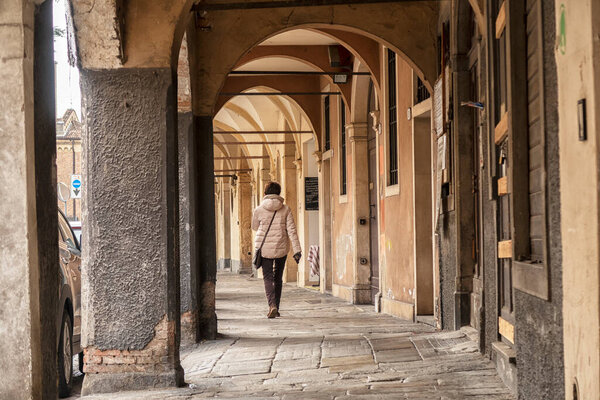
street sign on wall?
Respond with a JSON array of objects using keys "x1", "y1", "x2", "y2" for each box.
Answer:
[{"x1": 71, "y1": 175, "x2": 82, "y2": 199}]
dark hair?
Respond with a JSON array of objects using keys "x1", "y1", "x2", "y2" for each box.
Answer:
[{"x1": 264, "y1": 182, "x2": 281, "y2": 195}]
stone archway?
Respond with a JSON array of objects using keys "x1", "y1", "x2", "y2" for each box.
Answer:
[{"x1": 186, "y1": 2, "x2": 439, "y2": 116}]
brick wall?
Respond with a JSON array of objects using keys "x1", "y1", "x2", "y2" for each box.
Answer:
[
  {"x1": 56, "y1": 139, "x2": 82, "y2": 220},
  {"x1": 83, "y1": 316, "x2": 178, "y2": 374}
]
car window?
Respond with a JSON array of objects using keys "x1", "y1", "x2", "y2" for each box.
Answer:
[{"x1": 58, "y1": 213, "x2": 78, "y2": 248}]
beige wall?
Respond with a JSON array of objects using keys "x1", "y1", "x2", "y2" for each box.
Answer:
[
  {"x1": 556, "y1": 1, "x2": 600, "y2": 398},
  {"x1": 378, "y1": 49, "x2": 417, "y2": 320}
]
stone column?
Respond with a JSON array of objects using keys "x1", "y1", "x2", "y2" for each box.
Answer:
[
  {"x1": 79, "y1": 68, "x2": 183, "y2": 394},
  {"x1": 219, "y1": 183, "x2": 232, "y2": 270},
  {"x1": 347, "y1": 123, "x2": 372, "y2": 304},
  {"x1": 282, "y1": 153, "x2": 298, "y2": 283},
  {"x1": 194, "y1": 115, "x2": 218, "y2": 340},
  {"x1": 0, "y1": 2, "x2": 59, "y2": 398},
  {"x1": 235, "y1": 173, "x2": 253, "y2": 274},
  {"x1": 178, "y1": 111, "x2": 198, "y2": 344}
]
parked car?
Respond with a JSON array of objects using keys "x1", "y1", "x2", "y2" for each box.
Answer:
[
  {"x1": 69, "y1": 219, "x2": 82, "y2": 246},
  {"x1": 57, "y1": 210, "x2": 83, "y2": 397}
]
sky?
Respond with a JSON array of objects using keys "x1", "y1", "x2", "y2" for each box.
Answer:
[{"x1": 53, "y1": 0, "x2": 81, "y2": 120}]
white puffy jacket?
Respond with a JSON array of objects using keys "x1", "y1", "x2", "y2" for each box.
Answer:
[{"x1": 252, "y1": 195, "x2": 302, "y2": 259}]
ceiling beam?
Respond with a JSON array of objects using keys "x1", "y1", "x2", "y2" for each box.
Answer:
[
  {"x1": 215, "y1": 141, "x2": 296, "y2": 144},
  {"x1": 193, "y1": 0, "x2": 443, "y2": 11},
  {"x1": 214, "y1": 130, "x2": 312, "y2": 134},
  {"x1": 219, "y1": 91, "x2": 341, "y2": 96},
  {"x1": 214, "y1": 156, "x2": 270, "y2": 160},
  {"x1": 229, "y1": 71, "x2": 371, "y2": 76}
]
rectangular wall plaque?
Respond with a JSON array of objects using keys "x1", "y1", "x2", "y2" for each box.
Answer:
[{"x1": 305, "y1": 177, "x2": 319, "y2": 210}]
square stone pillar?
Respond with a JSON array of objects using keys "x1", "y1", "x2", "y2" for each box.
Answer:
[
  {"x1": 178, "y1": 112, "x2": 198, "y2": 345},
  {"x1": 80, "y1": 68, "x2": 184, "y2": 394},
  {"x1": 0, "y1": 2, "x2": 59, "y2": 398},
  {"x1": 347, "y1": 123, "x2": 372, "y2": 304},
  {"x1": 193, "y1": 115, "x2": 218, "y2": 340},
  {"x1": 282, "y1": 154, "x2": 299, "y2": 283},
  {"x1": 217, "y1": 182, "x2": 232, "y2": 270},
  {"x1": 235, "y1": 173, "x2": 253, "y2": 274}
]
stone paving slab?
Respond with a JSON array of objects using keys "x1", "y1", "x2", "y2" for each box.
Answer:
[{"x1": 78, "y1": 273, "x2": 514, "y2": 400}]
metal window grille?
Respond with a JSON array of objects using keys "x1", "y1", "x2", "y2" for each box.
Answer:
[
  {"x1": 324, "y1": 96, "x2": 331, "y2": 151},
  {"x1": 416, "y1": 77, "x2": 431, "y2": 103},
  {"x1": 341, "y1": 99, "x2": 347, "y2": 195},
  {"x1": 387, "y1": 49, "x2": 398, "y2": 186}
]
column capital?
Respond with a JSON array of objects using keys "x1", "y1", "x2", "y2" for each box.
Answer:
[
  {"x1": 346, "y1": 122, "x2": 369, "y2": 141},
  {"x1": 312, "y1": 151, "x2": 323, "y2": 172}
]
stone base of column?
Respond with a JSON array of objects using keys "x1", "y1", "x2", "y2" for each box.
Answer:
[
  {"x1": 82, "y1": 368, "x2": 184, "y2": 395},
  {"x1": 198, "y1": 281, "x2": 217, "y2": 339},
  {"x1": 81, "y1": 317, "x2": 184, "y2": 395},
  {"x1": 181, "y1": 310, "x2": 198, "y2": 345},
  {"x1": 217, "y1": 258, "x2": 231, "y2": 270},
  {"x1": 333, "y1": 283, "x2": 372, "y2": 305}
]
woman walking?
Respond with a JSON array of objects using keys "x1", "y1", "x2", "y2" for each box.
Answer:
[{"x1": 252, "y1": 182, "x2": 302, "y2": 318}]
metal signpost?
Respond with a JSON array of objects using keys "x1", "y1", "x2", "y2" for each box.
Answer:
[{"x1": 71, "y1": 175, "x2": 82, "y2": 199}]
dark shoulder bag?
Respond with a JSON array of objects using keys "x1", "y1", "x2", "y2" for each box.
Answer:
[{"x1": 253, "y1": 210, "x2": 277, "y2": 269}]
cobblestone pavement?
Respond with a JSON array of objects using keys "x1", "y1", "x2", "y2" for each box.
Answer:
[{"x1": 81, "y1": 273, "x2": 514, "y2": 399}]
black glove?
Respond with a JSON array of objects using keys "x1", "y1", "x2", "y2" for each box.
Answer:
[{"x1": 293, "y1": 252, "x2": 302, "y2": 264}]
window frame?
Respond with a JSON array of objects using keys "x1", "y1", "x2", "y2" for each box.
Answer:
[
  {"x1": 340, "y1": 98, "x2": 347, "y2": 196},
  {"x1": 386, "y1": 48, "x2": 399, "y2": 188},
  {"x1": 324, "y1": 95, "x2": 331, "y2": 152}
]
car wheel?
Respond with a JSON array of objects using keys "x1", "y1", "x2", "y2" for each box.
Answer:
[{"x1": 58, "y1": 311, "x2": 73, "y2": 398}]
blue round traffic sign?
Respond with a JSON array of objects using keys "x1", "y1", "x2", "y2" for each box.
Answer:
[{"x1": 72, "y1": 179, "x2": 81, "y2": 189}]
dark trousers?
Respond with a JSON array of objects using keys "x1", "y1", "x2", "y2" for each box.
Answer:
[{"x1": 261, "y1": 256, "x2": 287, "y2": 309}]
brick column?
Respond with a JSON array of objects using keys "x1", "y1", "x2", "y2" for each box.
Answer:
[
  {"x1": 347, "y1": 123, "x2": 372, "y2": 304},
  {"x1": 80, "y1": 68, "x2": 183, "y2": 394}
]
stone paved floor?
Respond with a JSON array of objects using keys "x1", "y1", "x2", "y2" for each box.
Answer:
[{"x1": 80, "y1": 273, "x2": 514, "y2": 399}]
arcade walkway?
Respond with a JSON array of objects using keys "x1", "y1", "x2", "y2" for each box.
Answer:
[{"x1": 80, "y1": 273, "x2": 514, "y2": 399}]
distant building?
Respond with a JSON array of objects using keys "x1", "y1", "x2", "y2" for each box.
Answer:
[{"x1": 56, "y1": 108, "x2": 82, "y2": 221}]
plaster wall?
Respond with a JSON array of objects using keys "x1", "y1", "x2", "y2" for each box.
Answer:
[
  {"x1": 0, "y1": 1, "x2": 52, "y2": 398},
  {"x1": 298, "y1": 139, "x2": 320, "y2": 287},
  {"x1": 556, "y1": 1, "x2": 600, "y2": 398},
  {"x1": 329, "y1": 96, "x2": 355, "y2": 294},
  {"x1": 379, "y1": 52, "x2": 417, "y2": 320},
  {"x1": 79, "y1": 68, "x2": 180, "y2": 351}
]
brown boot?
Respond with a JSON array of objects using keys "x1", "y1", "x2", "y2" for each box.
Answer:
[{"x1": 267, "y1": 307, "x2": 278, "y2": 319}]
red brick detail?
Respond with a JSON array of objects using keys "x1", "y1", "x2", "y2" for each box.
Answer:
[{"x1": 83, "y1": 315, "x2": 178, "y2": 374}]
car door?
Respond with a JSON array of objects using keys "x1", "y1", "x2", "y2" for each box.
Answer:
[{"x1": 57, "y1": 212, "x2": 82, "y2": 343}]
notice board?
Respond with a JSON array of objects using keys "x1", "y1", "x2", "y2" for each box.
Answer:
[{"x1": 305, "y1": 177, "x2": 319, "y2": 210}]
